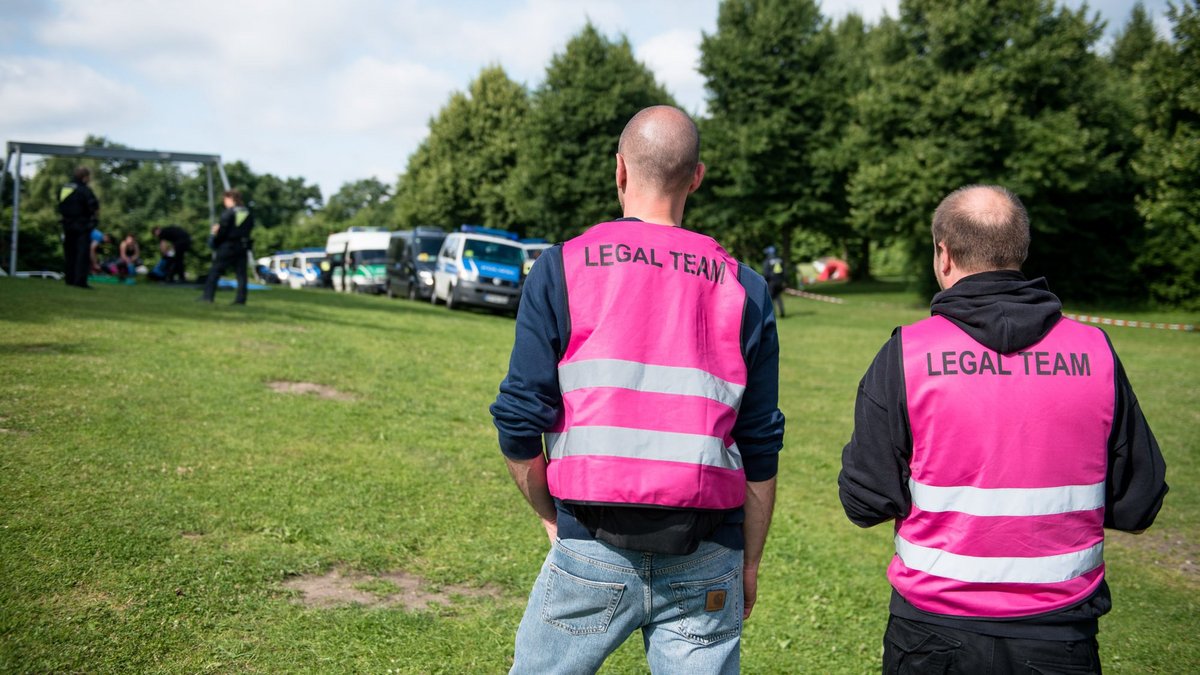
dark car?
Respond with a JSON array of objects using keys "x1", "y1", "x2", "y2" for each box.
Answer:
[{"x1": 386, "y1": 227, "x2": 446, "y2": 301}]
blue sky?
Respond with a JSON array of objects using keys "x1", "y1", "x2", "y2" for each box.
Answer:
[{"x1": 0, "y1": 0, "x2": 1170, "y2": 200}]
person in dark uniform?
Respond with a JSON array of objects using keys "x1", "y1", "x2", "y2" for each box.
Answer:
[
  {"x1": 58, "y1": 166, "x2": 100, "y2": 288},
  {"x1": 762, "y1": 245, "x2": 786, "y2": 318},
  {"x1": 200, "y1": 189, "x2": 256, "y2": 304},
  {"x1": 153, "y1": 225, "x2": 193, "y2": 283}
]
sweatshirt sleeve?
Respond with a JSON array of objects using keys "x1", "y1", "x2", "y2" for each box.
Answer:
[
  {"x1": 838, "y1": 331, "x2": 914, "y2": 527},
  {"x1": 732, "y1": 264, "x2": 785, "y2": 482},
  {"x1": 490, "y1": 246, "x2": 569, "y2": 460},
  {"x1": 1104, "y1": 346, "x2": 1168, "y2": 531}
]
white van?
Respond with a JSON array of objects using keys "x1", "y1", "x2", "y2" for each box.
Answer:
[
  {"x1": 432, "y1": 228, "x2": 525, "y2": 311},
  {"x1": 325, "y1": 228, "x2": 390, "y2": 293},
  {"x1": 286, "y1": 247, "x2": 327, "y2": 289}
]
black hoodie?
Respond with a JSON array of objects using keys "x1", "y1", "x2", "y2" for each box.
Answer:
[{"x1": 838, "y1": 271, "x2": 1168, "y2": 640}]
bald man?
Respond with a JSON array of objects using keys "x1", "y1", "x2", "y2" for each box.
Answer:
[
  {"x1": 839, "y1": 185, "x2": 1166, "y2": 673},
  {"x1": 491, "y1": 105, "x2": 784, "y2": 673}
]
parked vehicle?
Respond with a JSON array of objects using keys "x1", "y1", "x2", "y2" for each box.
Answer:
[
  {"x1": 286, "y1": 247, "x2": 327, "y2": 289},
  {"x1": 325, "y1": 228, "x2": 390, "y2": 293},
  {"x1": 386, "y1": 227, "x2": 446, "y2": 301},
  {"x1": 432, "y1": 227, "x2": 524, "y2": 311},
  {"x1": 259, "y1": 251, "x2": 294, "y2": 284},
  {"x1": 521, "y1": 240, "x2": 551, "y2": 276}
]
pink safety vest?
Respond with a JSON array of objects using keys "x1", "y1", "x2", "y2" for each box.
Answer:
[
  {"x1": 895, "y1": 315, "x2": 1115, "y2": 618},
  {"x1": 546, "y1": 221, "x2": 749, "y2": 510}
]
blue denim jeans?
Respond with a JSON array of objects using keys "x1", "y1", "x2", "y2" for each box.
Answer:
[{"x1": 510, "y1": 538, "x2": 743, "y2": 674}]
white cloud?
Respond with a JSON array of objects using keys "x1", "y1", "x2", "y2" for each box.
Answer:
[
  {"x1": 329, "y1": 57, "x2": 457, "y2": 134},
  {"x1": 637, "y1": 29, "x2": 706, "y2": 115},
  {"x1": 0, "y1": 57, "x2": 145, "y2": 134}
]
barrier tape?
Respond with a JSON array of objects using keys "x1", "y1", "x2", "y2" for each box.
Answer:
[
  {"x1": 781, "y1": 289, "x2": 1194, "y2": 331},
  {"x1": 784, "y1": 288, "x2": 845, "y2": 304},
  {"x1": 1063, "y1": 313, "x2": 1195, "y2": 333}
]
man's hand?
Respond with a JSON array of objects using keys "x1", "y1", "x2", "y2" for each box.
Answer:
[
  {"x1": 541, "y1": 517, "x2": 558, "y2": 544},
  {"x1": 743, "y1": 562, "x2": 759, "y2": 619},
  {"x1": 505, "y1": 455, "x2": 558, "y2": 546},
  {"x1": 210, "y1": 223, "x2": 220, "y2": 236}
]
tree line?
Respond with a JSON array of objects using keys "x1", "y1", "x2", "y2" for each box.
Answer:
[{"x1": 4, "y1": 0, "x2": 1196, "y2": 308}]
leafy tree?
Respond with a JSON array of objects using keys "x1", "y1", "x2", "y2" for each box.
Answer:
[
  {"x1": 1110, "y1": 2, "x2": 1159, "y2": 73},
  {"x1": 847, "y1": 0, "x2": 1140, "y2": 299},
  {"x1": 507, "y1": 24, "x2": 673, "y2": 242},
  {"x1": 1132, "y1": 1, "x2": 1200, "y2": 309},
  {"x1": 696, "y1": 0, "x2": 841, "y2": 273},
  {"x1": 393, "y1": 66, "x2": 529, "y2": 233}
]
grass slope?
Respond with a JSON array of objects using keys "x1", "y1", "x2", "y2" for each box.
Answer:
[{"x1": 1, "y1": 279, "x2": 1196, "y2": 673}]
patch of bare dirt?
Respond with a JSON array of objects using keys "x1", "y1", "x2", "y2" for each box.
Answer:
[
  {"x1": 181, "y1": 531, "x2": 204, "y2": 541},
  {"x1": 1109, "y1": 529, "x2": 1199, "y2": 579},
  {"x1": 266, "y1": 381, "x2": 354, "y2": 401},
  {"x1": 281, "y1": 568, "x2": 503, "y2": 610}
]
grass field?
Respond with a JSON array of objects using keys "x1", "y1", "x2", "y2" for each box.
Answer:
[{"x1": 1, "y1": 278, "x2": 1196, "y2": 673}]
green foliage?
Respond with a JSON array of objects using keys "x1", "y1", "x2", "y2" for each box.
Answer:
[
  {"x1": 1132, "y1": 1, "x2": 1200, "y2": 309},
  {"x1": 508, "y1": 24, "x2": 673, "y2": 242},
  {"x1": 847, "y1": 0, "x2": 1141, "y2": 300},
  {"x1": 696, "y1": 0, "x2": 842, "y2": 271},
  {"x1": 1110, "y1": 2, "x2": 1159, "y2": 73},
  {"x1": 393, "y1": 66, "x2": 529, "y2": 234}
]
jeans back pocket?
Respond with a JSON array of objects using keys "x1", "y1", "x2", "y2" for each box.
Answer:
[
  {"x1": 540, "y1": 563, "x2": 626, "y2": 636},
  {"x1": 669, "y1": 567, "x2": 742, "y2": 646}
]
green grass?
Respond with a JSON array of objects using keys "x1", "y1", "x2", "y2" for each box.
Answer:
[{"x1": 1, "y1": 278, "x2": 1196, "y2": 673}]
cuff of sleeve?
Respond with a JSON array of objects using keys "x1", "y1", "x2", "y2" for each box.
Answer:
[
  {"x1": 499, "y1": 434, "x2": 544, "y2": 460},
  {"x1": 743, "y1": 451, "x2": 779, "y2": 482}
]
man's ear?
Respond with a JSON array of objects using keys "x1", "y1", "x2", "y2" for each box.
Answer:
[
  {"x1": 615, "y1": 153, "x2": 628, "y2": 193},
  {"x1": 936, "y1": 242, "x2": 954, "y2": 278},
  {"x1": 687, "y1": 162, "x2": 706, "y2": 194}
]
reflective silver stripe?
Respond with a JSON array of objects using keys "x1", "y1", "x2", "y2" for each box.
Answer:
[
  {"x1": 895, "y1": 535, "x2": 1103, "y2": 584},
  {"x1": 545, "y1": 427, "x2": 742, "y2": 470},
  {"x1": 909, "y1": 479, "x2": 1105, "y2": 516},
  {"x1": 558, "y1": 359, "x2": 744, "y2": 409}
]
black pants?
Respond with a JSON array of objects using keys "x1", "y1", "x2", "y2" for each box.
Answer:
[
  {"x1": 168, "y1": 244, "x2": 190, "y2": 282},
  {"x1": 769, "y1": 282, "x2": 785, "y2": 318},
  {"x1": 62, "y1": 226, "x2": 91, "y2": 287},
  {"x1": 202, "y1": 245, "x2": 248, "y2": 303},
  {"x1": 883, "y1": 616, "x2": 1101, "y2": 674}
]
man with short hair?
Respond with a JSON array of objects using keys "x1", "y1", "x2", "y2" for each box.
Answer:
[
  {"x1": 491, "y1": 105, "x2": 785, "y2": 674},
  {"x1": 839, "y1": 185, "x2": 1168, "y2": 673},
  {"x1": 58, "y1": 166, "x2": 99, "y2": 288},
  {"x1": 200, "y1": 189, "x2": 255, "y2": 304}
]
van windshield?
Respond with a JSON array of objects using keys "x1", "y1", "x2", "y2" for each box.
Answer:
[
  {"x1": 355, "y1": 250, "x2": 387, "y2": 264},
  {"x1": 416, "y1": 237, "x2": 444, "y2": 256},
  {"x1": 463, "y1": 239, "x2": 523, "y2": 266}
]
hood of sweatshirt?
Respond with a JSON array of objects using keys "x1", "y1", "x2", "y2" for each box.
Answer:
[{"x1": 930, "y1": 270, "x2": 1063, "y2": 354}]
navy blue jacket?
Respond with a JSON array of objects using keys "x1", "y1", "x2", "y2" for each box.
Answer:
[{"x1": 491, "y1": 225, "x2": 785, "y2": 550}]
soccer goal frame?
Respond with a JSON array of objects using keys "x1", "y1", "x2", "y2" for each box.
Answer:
[{"x1": 1, "y1": 141, "x2": 231, "y2": 275}]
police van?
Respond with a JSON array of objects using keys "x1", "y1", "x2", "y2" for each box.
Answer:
[
  {"x1": 325, "y1": 228, "x2": 390, "y2": 293},
  {"x1": 386, "y1": 226, "x2": 445, "y2": 301},
  {"x1": 431, "y1": 226, "x2": 524, "y2": 311},
  {"x1": 286, "y1": 247, "x2": 327, "y2": 289}
]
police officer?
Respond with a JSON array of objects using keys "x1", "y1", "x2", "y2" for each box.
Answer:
[
  {"x1": 58, "y1": 166, "x2": 99, "y2": 288},
  {"x1": 839, "y1": 185, "x2": 1168, "y2": 673},
  {"x1": 762, "y1": 245, "x2": 786, "y2": 318},
  {"x1": 200, "y1": 189, "x2": 255, "y2": 304},
  {"x1": 491, "y1": 106, "x2": 784, "y2": 674},
  {"x1": 153, "y1": 224, "x2": 193, "y2": 283}
]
